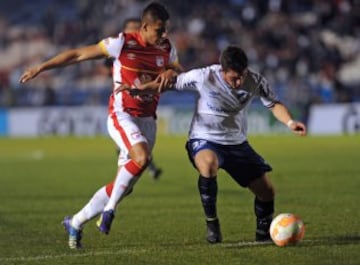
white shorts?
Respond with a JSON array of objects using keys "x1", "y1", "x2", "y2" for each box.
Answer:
[{"x1": 107, "y1": 113, "x2": 156, "y2": 166}]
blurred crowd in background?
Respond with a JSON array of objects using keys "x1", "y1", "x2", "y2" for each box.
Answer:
[{"x1": 0, "y1": 0, "x2": 359, "y2": 122}]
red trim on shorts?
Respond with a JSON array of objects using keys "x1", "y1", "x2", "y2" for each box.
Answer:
[{"x1": 110, "y1": 112, "x2": 132, "y2": 150}]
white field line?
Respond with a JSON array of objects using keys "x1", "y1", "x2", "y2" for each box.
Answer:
[
  {"x1": 0, "y1": 248, "x2": 147, "y2": 263},
  {"x1": 0, "y1": 239, "x2": 321, "y2": 263},
  {"x1": 222, "y1": 239, "x2": 319, "y2": 248},
  {"x1": 222, "y1": 241, "x2": 274, "y2": 247}
]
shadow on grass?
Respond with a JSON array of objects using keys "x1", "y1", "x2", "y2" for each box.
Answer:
[
  {"x1": 222, "y1": 234, "x2": 360, "y2": 249},
  {"x1": 299, "y1": 235, "x2": 360, "y2": 247}
]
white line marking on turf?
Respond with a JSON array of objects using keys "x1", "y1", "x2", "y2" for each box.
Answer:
[
  {"x1": 222, "y1": 239, "x2": 320, "y2": 248},
  {"x1": 0, "y1": 249, "x2": 147, "y2": 263},
  {"x1": 222, "y1": 241, "x2": 273, "y2": 247}
]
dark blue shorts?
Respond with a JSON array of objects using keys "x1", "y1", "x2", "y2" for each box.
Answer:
[{"x1": 185, "y1": 139, "x2": 272, "y2": 187}]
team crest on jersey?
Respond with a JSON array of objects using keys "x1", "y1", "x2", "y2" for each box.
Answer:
[
  {"x1": 155, "y1": 56, "x2": 164, "y2": 67},
  {"x1": 127, "y1": 53, "x2": 136, "y2": 60},
  {"x1": 235, "y1": 91, "x2": 251, "y2": 104}
]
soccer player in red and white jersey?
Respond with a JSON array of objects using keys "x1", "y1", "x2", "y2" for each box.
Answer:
[
  {"x1": 20, "y1": 2, "x2": 182, "y2": 249},
  {"x1": 109, "y1": 17, "x2": 163, "y2": 180}
]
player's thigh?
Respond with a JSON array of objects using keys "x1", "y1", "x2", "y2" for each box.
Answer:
[
  {"x1": 194, "y1": 149, "x2": 219, "y2": 177},
  {"x1": 222, "y1": 141, "x2": 272, "y2": 187},
  {"x1": 107, "y1": 115, "x2": 154, "y2": 165},
  {"x1": 135, "y1": 117, "x2": 157, "y2": 152},
  {"x1": 186, "y1": 139, "x2": 220, "y2": 177}
]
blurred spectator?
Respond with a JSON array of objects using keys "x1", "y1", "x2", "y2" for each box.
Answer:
[{"x1": 0, "y1": 0, "x2": 359, "y2": 122}]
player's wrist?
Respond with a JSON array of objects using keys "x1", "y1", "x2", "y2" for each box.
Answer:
[{"x1": 286, "y1": 119, "x2": 295, "y2": 128}]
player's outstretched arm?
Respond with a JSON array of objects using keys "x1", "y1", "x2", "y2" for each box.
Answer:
[
  {"x1": 157, "y1": 62, "x2": 183, "y2": 91},
  {"x1": 270, "y1": 102, "x2": 307, "y2": 136},
  {"x1": 19, "y1": 44, "x2": 105, "y2": 83},
  {"x1": 115, "y1": 77, "x2": 166, "y2": 96}
]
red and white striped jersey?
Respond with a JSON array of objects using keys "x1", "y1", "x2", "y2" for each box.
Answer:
[{"x1": 99, "y1": 32, "x2": 179, "y2": 118}]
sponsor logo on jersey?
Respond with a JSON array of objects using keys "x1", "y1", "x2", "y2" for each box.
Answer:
[
  {"x1": 155, "y1": 56, "x2": 164, "y2": 67},
  {"x1": 209, "y1": 91, "x2": 221, "y2": 98},
  {"x1": 206, "y1": 102, "x2": 238, "y2": 114}
]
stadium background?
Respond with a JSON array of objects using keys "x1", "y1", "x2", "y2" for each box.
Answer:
[
  {"x1": 0, "y1": 1, "x2": 360, "y2": 264},
  {"x1": 0, "y1": 0, "x2": 359, "y2": 136}
]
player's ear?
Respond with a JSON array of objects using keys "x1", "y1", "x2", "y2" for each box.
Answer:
[{"x1": 141, "y1": 22, "x2": 148, "y2": 32}]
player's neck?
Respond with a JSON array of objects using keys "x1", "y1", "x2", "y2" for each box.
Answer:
[{"x1": 138, "y1": 31, "x2": 150, "y2": 47}]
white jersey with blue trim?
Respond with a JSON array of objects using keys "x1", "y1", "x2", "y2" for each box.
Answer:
[{"x1": 174, "y1": 64, "x2": 279, "y2": 145}]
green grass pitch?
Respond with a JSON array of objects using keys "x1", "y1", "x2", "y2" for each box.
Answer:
[{"x1": 0, "y1": 135, "x2": 359, "y2": 265}]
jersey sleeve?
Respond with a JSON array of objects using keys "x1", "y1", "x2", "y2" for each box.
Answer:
[
  {"x1": 257, "y1": 75, "x2": 279, "y2": 108},
  {"x1": 174, "y1": 68, "x2": 206, "y2": 92},
  {"x1": 98, "y1": 33, "x2": 125, "y2": 58}
]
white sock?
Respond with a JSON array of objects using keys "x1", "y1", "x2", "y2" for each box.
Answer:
[
  {"x1": 103, "y1": 161, "x2": 141, "y2": 212},
  {"x1": 71, "y1": 186, "x2": 109, "y2": 229}
]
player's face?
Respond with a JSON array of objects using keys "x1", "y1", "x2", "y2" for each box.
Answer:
[
  {"x1": 143, "y1": 19, "x2": 168, "y2": 45},
  {"x1": 222, "y1": 68, "x2": 248, "y2": 89}
]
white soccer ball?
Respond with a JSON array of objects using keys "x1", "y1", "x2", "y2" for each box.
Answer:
[{"x1": 270, "y1": 213, "x2": 305, "y2": 247}]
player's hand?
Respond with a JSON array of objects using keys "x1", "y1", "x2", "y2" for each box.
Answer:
[
  {"x1": 19, "y1": 66, "x2": 41, "y2": 83},
  {"x1": 158, "y1": 69, "x2": 177, "y2": 91},
  {"x1": 288, "y1": 120, "x2": 307, "y2": 136},
  {"x1": 114, "y1": 80, "x2": 160, "y2": 96},
  {"x1": 114, "y1": 82, "x2": 132, "y2": 94}
]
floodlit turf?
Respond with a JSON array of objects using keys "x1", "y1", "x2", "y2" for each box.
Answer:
[{"x1": 0, "y1": 134, "x2": 359, "y2": 265}]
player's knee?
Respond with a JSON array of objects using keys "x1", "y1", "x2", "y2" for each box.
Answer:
[
  {"x1": 258, "y1": 184, "x2": 275, "y2": 201},
  {"x1": 133, "y1": 152, "x2": 151, "y2": 169},
  {"x1": 195, "y1": 154, "x2": 218, "y2": 176},
  {"x1": 197, "y1": 161, "x2": 218, "y2": 177},
  {"x1": 130, "y1": 143, "x2": 151, "y2": 169}
]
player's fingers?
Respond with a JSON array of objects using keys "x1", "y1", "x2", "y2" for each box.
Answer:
[
  {"x1": 294, "y1": 124, "x2": 307, "y2": 136},
  {"x1": 20, "y1": 68, "x2": 39, "y2": 83},
  {"x1": 158, "y1": 76, "x2": 166, "y2": 91},
  {"x1": 19, "y1": 72, "x2": 31, "y2": 83},
  {"x1": 114, "y1": 83, "x2": 131, "y2": 94}
]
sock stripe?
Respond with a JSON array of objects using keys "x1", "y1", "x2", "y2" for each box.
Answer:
[
  {"x1": 105, "y1": 160, "x2": 143, "y2": 197},
  {"x1": 105, "y1": 182, "x2": 114, "y2": 197},
  {"x1": 124, "y1": 160, "x2": 143, "y2": 175}
]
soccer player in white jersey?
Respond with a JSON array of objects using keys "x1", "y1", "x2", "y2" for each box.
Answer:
[
  {"x1": 20, "y1": 2, "x2": 182, "y2": 249},
  {"x1": 127, "y1": 45, "x2": 306, "y2": 243}
]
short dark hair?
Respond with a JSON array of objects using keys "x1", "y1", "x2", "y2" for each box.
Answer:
[
  {"x1": 220, "y1": 46, "x2": 248, "y2": 73},
  {"x1": 122, "y1": 18, "x2": 141, "y2": 30},
  {"x1": 142, "y1": 2, "x2": 170, "y2": 23}
]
